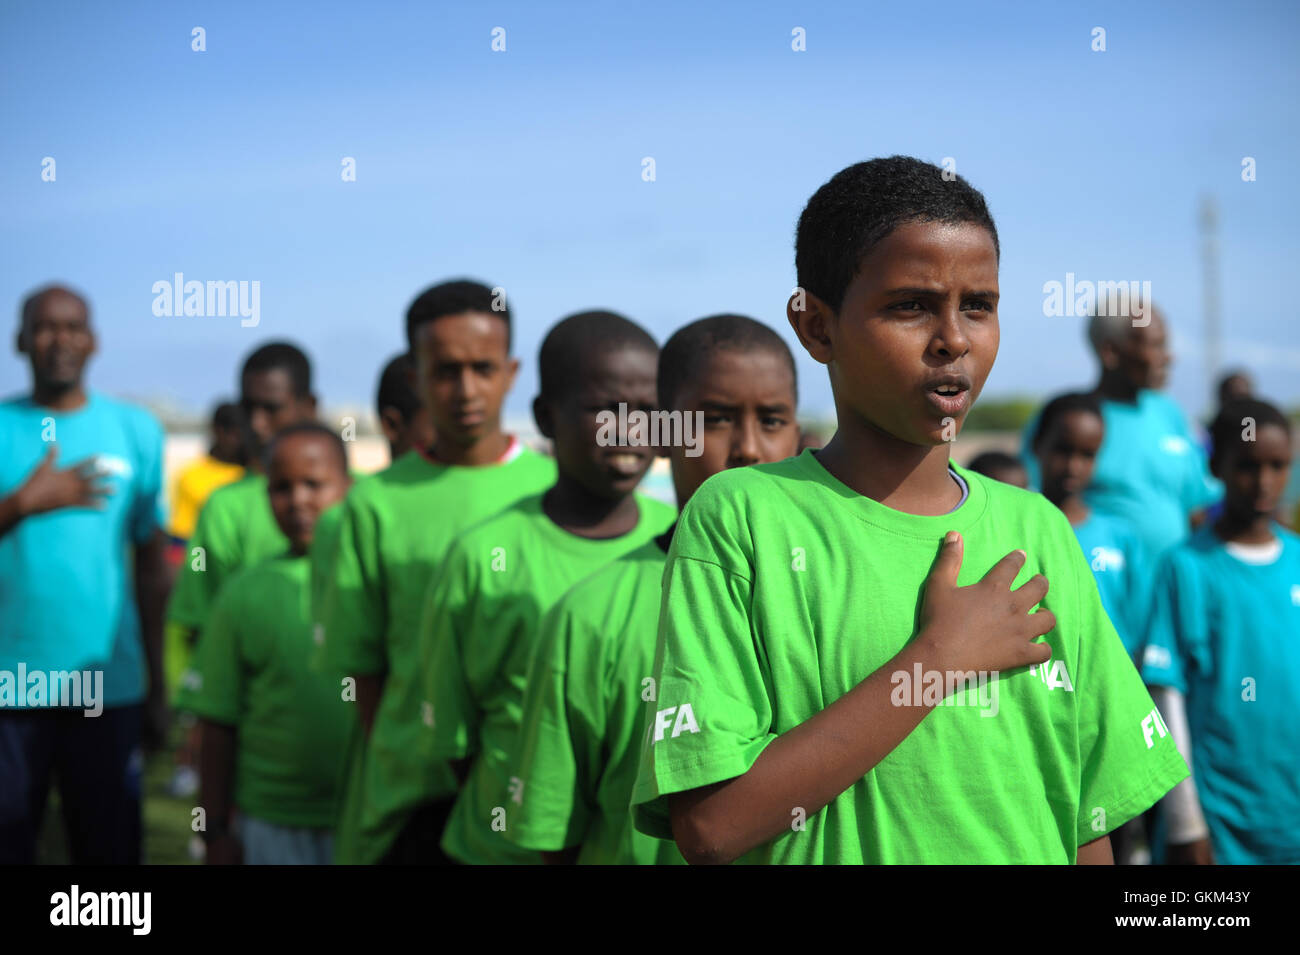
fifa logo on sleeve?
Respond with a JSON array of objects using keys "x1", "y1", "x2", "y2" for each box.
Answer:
[
  {"x1": 1141, "y1": 706, "x2": 1170, "y2": 749},
  {"x1": 651, "y1": 703, "x2": 700, "y2": 743},
  {"x1": 1089, "y1": 546, "x2": 1124, "y2": 573},
  {"x1": 1143, "y1": 644, "x2": 1172, "y2": 671},
  {"x1": 1290, "y1": 584, "x2": 1300, "y2": 606},
  {"x1": 1029, "y1": 660, "x2": 1074, "y2": 692}
]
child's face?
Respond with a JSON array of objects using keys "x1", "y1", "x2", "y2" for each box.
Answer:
[
  {"x1": 414, "y1": 312, "x2": 518, "y2": 448},
  {"x1": 267, "y1": 434, "x2": 350, "y2": 552},
  {"x1": 546, "y1": 344, "x2": 659, "y2": 501},
  {"x1": 799, "y1": 220, "x2": 1000, "y2": 447},
  {"x1": 1035, "y1": 410, "x2": 1104, "y2": 500},
  {"x1": 669, "y1": 348, "x2": 800, "y2": 506},
  {"x1": 1215, "y1": 423, "x2": 1292, "y2": 522},
  {"x1": 381, "y1": 403, "x2": 436, "y2": 459}
]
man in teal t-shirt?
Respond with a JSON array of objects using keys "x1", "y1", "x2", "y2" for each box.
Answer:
[
  {"x1": 1020, "y1": 308, "x2": 1220, "y2": 563},
  {"x1": 0, "y1": 285, "x2": 168, "y2": 864},
  {"x1": 506, "y1": 314, "x2": 801, "y2": 864},
  {"x1": 420, "y1": 310, "x2": 675, "y2": 865}
]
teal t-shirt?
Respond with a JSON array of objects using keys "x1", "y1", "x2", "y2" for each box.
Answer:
[
  {"x1": 1022, "y1": 390, "x2": 1221, "y2": 561},
  {"x1": 0, "y1": 392, "x2": 163, "y2": 709},
  {"x1": 506, "y1": 538, "x2": 687, "y2": 865},
  {"x1": 1139, "y1": 525, "x2": 1300, "y2": 864},
  {"x1": 318, "y1": 443, "x2": 557, "y2": 863},
  {"x1": 186, "y1": 553, "x2": 356, "y2": 828},
  {"x1": 421, "y1": 493, "x2": 677, "y2": 864},
  {"x1": 632, "y1": 449, "x2": 1189, "y2": 864},
  {"x1": 1072, "y1": 510, "x2": 1150, "y2": 660}
]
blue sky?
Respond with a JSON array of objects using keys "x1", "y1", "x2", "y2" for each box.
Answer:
[{"x1": 3, "y1": 0, "x2": 1298, "y2": 423}]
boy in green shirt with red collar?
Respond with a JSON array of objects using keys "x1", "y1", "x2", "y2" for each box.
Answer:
[
  {"x1": 418, "y1": 310, "x2": 675, "y2": 864},
  {"x1": 506, "y1": 314, "x2": 802, "y2": 864},
  {"x1": 318, "y1": 281, "x2": 555, "y2": 864},
  {"x1": 631, "y1": 156, "x2": 1189, "y2": 864}
]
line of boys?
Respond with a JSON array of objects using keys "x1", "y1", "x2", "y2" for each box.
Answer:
[{"x1": 176, "y1": 156, "x2": 1211, "y2": 865}]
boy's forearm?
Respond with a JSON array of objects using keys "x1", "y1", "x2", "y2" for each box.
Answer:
[
  {"x1": 1077, "y1": 835, "x2": 1113, "y2": 864},
  {"x1": 353, "y1": 672, "x2": 384, "y2": 736},
  {"x1": 135, "y1": 533, "x2": 169, "y2": 698},
  {"x1": 670, "y1": 640, "x2": 939, "y2": 865},
  {"x1": 199, "y1": 719, "x2": 237, "y2": 829},
  {"x1": 0, "y1": 490, "x2": 27, "y2": 539}
]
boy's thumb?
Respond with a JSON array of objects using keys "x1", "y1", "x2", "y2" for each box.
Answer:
[{"x1": 928, "y1": 531, "x2": 964, "y2": 588}]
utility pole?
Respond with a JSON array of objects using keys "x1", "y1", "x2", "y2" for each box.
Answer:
[{"x1": 1200, "y1": 195, "x2": 1221, "y2": 413}]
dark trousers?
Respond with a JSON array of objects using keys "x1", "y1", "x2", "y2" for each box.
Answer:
[
  {"x1": 0, "y1": 704, "x2": 143, "y2": 864},
  {"x1": 380, "y1": 797, "x2": 459, "y2": 865}
]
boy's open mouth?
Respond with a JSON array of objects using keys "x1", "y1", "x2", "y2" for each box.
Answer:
[{"x1": 923, "y1": 373, "x2": 972, "y2": 416}]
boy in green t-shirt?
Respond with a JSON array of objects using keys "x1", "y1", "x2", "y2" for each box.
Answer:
[
  {"x1": 417, "y1": 310, "x2": 676, "y2": 865},
  {"x1": 631, "y1": 156, "x2": 1189, "y2": 864},
  {"x1": 192, "y1": 423, "x2": 355, "y2": 865},
  {"x1": 506, "y1": 314, "x2": 802, "y2": 864},
  {"x1": 318, "y1": 281, "x2": 556, "y2": 864}
]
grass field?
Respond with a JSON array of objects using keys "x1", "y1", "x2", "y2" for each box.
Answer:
[{"x1": 36, "y1": 727, "x2": 199, "y2": 865}]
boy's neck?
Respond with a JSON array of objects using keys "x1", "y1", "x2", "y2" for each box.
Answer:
[
  {"x1": 1093, "y1": 372, "x2": 1140, "y2": 405},
  {"x1": 815, "y1": 427, "x2": 961, "y2": 516},
  {"x1": 542, "y1": 475, "x2": 642, "y2": 539},
  {"x1": 1213, "y1": 512, "x2": 1277, "y2": 546},
  {"x1": 1047, "y1": 490, "x2": 1090, "y2": 526},
  {"x1": 429, "y1": 428, "x2": 511, "y2": 466},
  {"x1": 32, "y1": 381, "x2": 88, "y2": 411}
]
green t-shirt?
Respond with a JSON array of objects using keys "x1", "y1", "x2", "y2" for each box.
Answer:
[
  {"x1": 319, "y1": 444, "x2": 557, "y2": 863},
  {"x1": 421, "y1": 493, "x2": 677, "y2": 864},
  {"x1": 631, "y1": 449, "x2": 1189, "y2": 864},
  {"x1": 167, "y1": 474, "x2": 287, "y2": 632},
  {"x1": 506, "y1": 539, "x2": 687, "y2": 865},
  {"x1": 169, "y1": 474, "x2": 287, "y2": 712},
  {"x1": 186, "y1": 554, "x2": 355, "y2": 829}
]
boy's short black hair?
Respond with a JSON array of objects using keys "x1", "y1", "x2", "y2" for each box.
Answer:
[
  {"x1": 212, "y1": 401, "x2": 241, "y2": 431},
  {"x1": 405, "y1": 279, "x2": 510, "y2": 353},
  {"x1": 1031, "y1": 392, "x2": 1104, "y2": 449},
  {"x1": 1210, "y1": 398, "x2": 1291, "y2": 468},
  {"x1": 658, "y1": 314, "x2": 798, "y2": 410},
  {"x1": 241, "y1": 341, "x2": 312, "y2": 398},
  {"x1": 795, "y1": 156, "x2": 1000, "y2": 314},
  {"x1": 538, "y1": 310, "x2": 657, "y2": 402},
  {"x1": 966, "y1": 450, "x2": 1024, "y2": 478},
  {"x1": 264, "y1": 420, "x2": 348, "y2": 474},
  {"x1": 376, "y1": 352, "x2": 421, "y2": 421}
]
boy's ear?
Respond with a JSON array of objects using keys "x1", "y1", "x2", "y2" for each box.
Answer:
[
  {"x1": 379, "y1": 407, "x2": 403, "y2": 447},
  {"x1": 787, "y1": 289, "x2": 835, "y2": 366},
  {"x1": 532, "y1": 394, "x2": 555, "y2": 440}
]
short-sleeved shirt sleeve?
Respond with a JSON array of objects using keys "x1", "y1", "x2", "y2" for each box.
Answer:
[
  {"x1": 631, "y1": 507, "x2": 776, "y2": 840},
  {"x1": 166, "y1": 493, "x2": 238, "y2": 632},
  {"x1": 1139, "y1": 551, "x2": 1200, "y2": 693},
  {"x1": 186, "y1": 579, "x2": 244, "y2": 726},
  {"x1": 321, "y1": 493, "x2": 386, "y2": 676},
  {"x1": 1070, "y1": 536, "x2": 1190, "y2": 844}
]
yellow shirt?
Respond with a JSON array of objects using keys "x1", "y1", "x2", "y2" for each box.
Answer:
[{"x1": 168, "y1": 455, "x2": 244, "y2": 539}]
